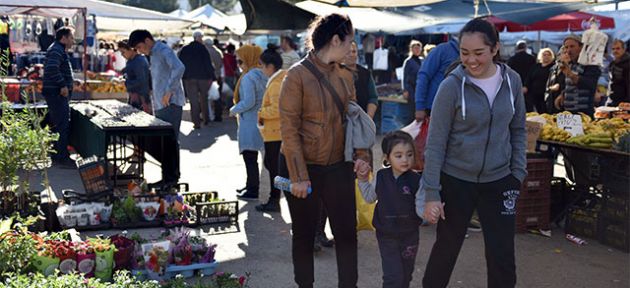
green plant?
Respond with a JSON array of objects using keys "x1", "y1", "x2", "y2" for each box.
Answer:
[
  {"x1": 0, "y1": 217, "x2": 39, "y2": 276},
  {"x1": 0, "y1": 270, "x2": 161, "y2": 288},
  {"x1": 0, "y1": 48, "x2": 57, "y2": 214}
]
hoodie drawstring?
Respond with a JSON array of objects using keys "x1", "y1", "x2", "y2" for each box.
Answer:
[
  {"x1": 461, "y1": 76, "x2": 467, "y2": 120},
  {"x1": 506, "y1": 73, "x2": 515, "y2": 115}
]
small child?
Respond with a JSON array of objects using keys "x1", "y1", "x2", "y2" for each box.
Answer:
[{"x1": 355, "y1": 130, "x2": 425, "y2": 288}]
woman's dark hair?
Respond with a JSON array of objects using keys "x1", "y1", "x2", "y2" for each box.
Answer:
[
  {"x1": 381, "y1": 130, "x2": 415, "y2": 165},
  {"x1": 261, "y1": 47, "x2": 283, "y2": 71},
  {"x1": 226, "y1": 43, "x2": 236, "y2": 53},
  {"x1": 282, "y1": 36, "x2": 298, "y2": 50},
  {"x1": 128, "y1": 29, "x2": 154, "y2": 47},
  {"x1": 459, "y1": 18, "x2": 501, "y2": 62},
  {"x1": 306, "y1": 13, "x2": 353, "y2": 51},
  {"x1": 55, "y1": 26, "x2": 74, "y2": 41}
]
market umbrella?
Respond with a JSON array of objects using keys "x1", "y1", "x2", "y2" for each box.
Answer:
[{"x1": 486, "y1": 11, "x2": 615, "y2": 32}]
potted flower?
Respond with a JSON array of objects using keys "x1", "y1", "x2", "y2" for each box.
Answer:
[
  {"x1": 110, "y1": 234, "x2": 135, "y2": 271},
  {"x1": 51, "y1": 240, "x2": 76, "y2": 274},
  {"x1": 76, "y1": 241, "x2": 96, "y2": 277},
  {"x1": 88, "y1": 237, "x2": 116, "y2": 281},
  {"x1": 32, "y1": 240, "x2": 60, "y2": 276}
]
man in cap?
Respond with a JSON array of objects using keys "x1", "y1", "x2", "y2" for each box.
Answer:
[{"x1": 508, "y1": 40, "x2": 536, "y2": 85}]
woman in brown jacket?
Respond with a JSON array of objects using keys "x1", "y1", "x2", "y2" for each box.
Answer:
[{"x1": 278, "y1": 13, "x2": 357, "y2": 288}]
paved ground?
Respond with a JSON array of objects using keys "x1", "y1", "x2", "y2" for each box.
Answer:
[{"x1": 31, "y1": 104, "x2": 630, "y2": 287}]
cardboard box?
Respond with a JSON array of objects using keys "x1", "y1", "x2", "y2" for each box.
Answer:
[{"x1": 526, "y1": 121, "x2": 543, "y2": 152}]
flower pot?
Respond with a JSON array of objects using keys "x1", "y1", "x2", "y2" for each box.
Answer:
[
  {"x1": 100, "y1": 204, "x2": 113, "y2": 223},
  {"x1": 32, "y1": 254, "x2": 60, "y2": 276},
  {"x1": 94, "y1": 248, "x2": 115, "y2": 281},
  {"x1": 77, "y1": 252, "x2": 96, "y2": 277},
  {"x1": 58, "y1": 250, "x2": 77, "y2": 274},
  {"x1": 137, "y1": 202, "x2": 160, "y2": 221},
  {"x1": 77, "y1": 213, "x2": 90, "y2": 226}
]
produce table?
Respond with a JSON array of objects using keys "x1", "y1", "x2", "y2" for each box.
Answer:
[
  {"x1": 69, "y1": 100, "x2": 175, "y2": 186},
  {"x1": 537, "y1": 140, "x2": 630, "y2": 222}
]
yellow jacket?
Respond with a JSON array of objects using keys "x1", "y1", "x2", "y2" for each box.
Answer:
[{"x1": 259, "y1": 69, "x2": 287, "y2": 142}]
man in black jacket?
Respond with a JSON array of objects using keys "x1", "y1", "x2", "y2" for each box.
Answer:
[
  {"x1": 508, "y1": 40, "x2": 536, "y2": 85},
  {"x1": 178, "y1": 30, "x2": 215, "y2": 129},
  {"x1": 609, "y1": 39, "x2": 630, "y2": 106},
  {"x1": 43, "y1": 26, "x2": 75, "y2": 168}
]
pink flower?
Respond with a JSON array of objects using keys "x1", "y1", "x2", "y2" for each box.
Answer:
[{"x1": 239, "y1": 275, "x2": 246, "y2": 285}]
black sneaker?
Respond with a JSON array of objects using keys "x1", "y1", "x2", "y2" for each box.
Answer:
[
  {"x1": 237, "y1": 192, "x2": 259, "y2": 200},
  {"x1": 255, "y1": 201, "x2": 280, "y2": 212},
  {"x1": 236, "y1": 187, "x2": 247, "y2": 193},
  {"x1": 316, "y1": 234, "x2": 334, "y2": 248},
  {"x1": 468, "y1": 220, "x2": 482, "y2": 232}
]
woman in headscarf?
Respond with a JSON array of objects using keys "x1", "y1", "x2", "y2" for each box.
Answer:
[{"x1": 230, "y1": 44, "x2": 268, "y2": 200}]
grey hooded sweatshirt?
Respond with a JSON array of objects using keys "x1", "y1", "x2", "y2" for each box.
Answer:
[{"x1": 420, "y1": 63, "x2": 527, "y2": 203}]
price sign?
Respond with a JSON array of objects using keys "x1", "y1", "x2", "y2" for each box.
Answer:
[{"x1": 556, "y1": 114, "x2": 584, "y2": 137}]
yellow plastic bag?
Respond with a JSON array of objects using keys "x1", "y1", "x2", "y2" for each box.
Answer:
[{"x1": 355, "y1": 177, "x2": 376, "y2": 231}]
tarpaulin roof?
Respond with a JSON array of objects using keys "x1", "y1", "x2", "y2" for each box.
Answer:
[
  {"x1": 490, "y1": 11, "x2": 615, "y2": 32},
  {"x1": 394, "y1": 0, "x2": 591, "y2": 26},
  {"x1": 312, "y1": 0, "x2": 590, "y2": 8},
  {"x1": 239, "y1": 0, "x2": 317, "y2": 32},
  {"x1": 181, "y1": 4, "x2": 228, "y2": 31},
  {"x1": 0, "y1": 0, "x2": 193, "y2": 32}
]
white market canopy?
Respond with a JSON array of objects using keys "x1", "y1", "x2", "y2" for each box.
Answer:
[{"x1": 0, "y1": 0, "x2": 193, "y2": 32}]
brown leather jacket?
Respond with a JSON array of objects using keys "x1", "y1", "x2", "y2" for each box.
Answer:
[{"x1": 279, "y1": 52, "x2": 356, "y2": 182}]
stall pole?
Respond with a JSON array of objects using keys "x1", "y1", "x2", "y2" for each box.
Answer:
[{"x1": 82, "y1": 8, "x2": 87, "y2": 100}]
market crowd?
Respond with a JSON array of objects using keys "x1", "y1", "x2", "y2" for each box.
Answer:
[{"x1": 40, "y1": 13, "x2": 629, "y2": 288}]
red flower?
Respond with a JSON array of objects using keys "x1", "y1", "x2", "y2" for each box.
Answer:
[{"x1": 239, "y1": 276, "x2": 246, "y2": 285}]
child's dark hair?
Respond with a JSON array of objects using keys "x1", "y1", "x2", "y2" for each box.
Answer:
[
  {"x1": 306, "y1": 13, "x2": 353, "y2": 51},
  {"x1": 459, "y1": 17, "x2": 501, "y2": 62},
  {"x1": 260, "y1": 47, "x2": 283, "y2": 71},
  {"x1": 381, "y1": 130, "x2": 415, "y2": 165}
]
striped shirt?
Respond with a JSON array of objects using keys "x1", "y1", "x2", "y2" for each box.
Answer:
[{"x1": 43, "y1": 41, "x2": 73, "y2": 92}]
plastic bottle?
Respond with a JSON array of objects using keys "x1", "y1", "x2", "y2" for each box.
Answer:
[{"x1": 274, "y1": 176, "x2": 312, "y2": 194}]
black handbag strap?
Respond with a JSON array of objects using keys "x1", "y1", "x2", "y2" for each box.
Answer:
[{"x1": 303, "y1": 59, "x2": 346, "y2": 121}]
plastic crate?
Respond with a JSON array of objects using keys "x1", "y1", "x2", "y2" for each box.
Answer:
[
  {"x1": 76, "y1": 156, "x2": 110, "y2": 196},
  {"x1": 600, "y1": 194, "x2": 629, "y2": 223},
  {"x1": 599, "y1": 156, "x2": 630, "y2": 196},
  {"x1": 565, "y1": 206, "x2": 600, "y2": 239},
  {"x1": 598, "y1": 218, "x2": 629, "y2": 253},
  {"x1": 195, "y1": 201, "x2": 239, "y2": 225},
  {"x1": 522, "y1": 157, "x2": 553, "y2": 196},
  {"x1": 516, "y1": 197, "x2": 550, "y2": 233}
]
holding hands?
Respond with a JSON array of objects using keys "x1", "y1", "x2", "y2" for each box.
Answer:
[{"x1": 424, "y1": 201, "x2": 445, "y2": 224}]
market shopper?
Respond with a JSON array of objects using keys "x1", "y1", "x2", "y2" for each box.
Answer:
[
  {"x1": 279, "y1": 13, "x2": 358, "y2": 288},
  {"x1": 223, "y1": 43, "x2": 238, "y2": 105},
  {"x1": 129, "y1": 29, "x2": 185, "y2": 187},
  {"x1": 402, "y1": 40, "x2": 423, "y2": 125},
  {"x1": 255, "y1": 47, "x2": 286, "y2": 212},
  {"x1": 608, "y1": 39, "x2": 630, "y2": 106},
  {"x1": 205, "y1": 38, "x2": 225, "y2": 122},
  {"x1": 523, "y1": 48, "x2": 555, "y2": 113},
  {"x1": 178, "y1": 30, "x2": 215, "y2": 129},
  {"x1": 43, "y1": 26, "x2": 75, "y2": 169},
  {"x1": 544, "y1": 46, "x2": 567, "y2": 114},
  {"x1": 507, "y1": 40, "x2": 536, "y2": 86},
  {"x1": 554, "y1": 35, "x2": 601, "y2": 116},
  {"x1": 117, "y1": 40, "x2": 151, "y2": 114},
  {"x1": 414, "y1": 35, "x2": 459, "y2": 122},
  {"x1": 230, "y1": 44, "x2": 267, "y2": 200},
  {"x1": 420, "y1": 18, "x2": 527, "y2": 288},
  {"x1": 281, "y1": 36, "x2": 301, "y2": 69}
]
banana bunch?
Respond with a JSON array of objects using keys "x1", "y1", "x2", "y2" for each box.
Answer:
[
  {"x1": 539, "y1": 113, "x2": 556, "y2": 124},
  {"x1": 567, "y1": 132, "x2": 614, "y2": 149},
  {"x1": 591, "y1": 118, "x2": 630, "y2": 142},
  {"x1": 540, "y1": 124, "x2": 572, "y2": 142}
]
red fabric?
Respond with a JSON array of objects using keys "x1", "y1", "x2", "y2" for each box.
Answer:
[
  {"x1": 413, "y1": 118, "x2": 430, "y2": 171},
  {"x1": 486, "y1": 12, "x2": 615, "y2": 32},
  {"x1": 223, "y1": 53, "x2": 237, "y2": 77}
]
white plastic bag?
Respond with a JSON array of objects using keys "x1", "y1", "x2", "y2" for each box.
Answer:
[
  {"x1": 208, "y1": 81, "x2": 220, "y2": 101},
  {"x1": 401, "y1": 120, "x2": 422, "y2": 139}
]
